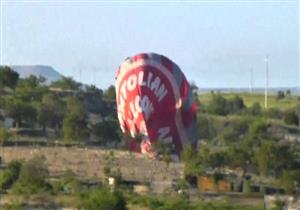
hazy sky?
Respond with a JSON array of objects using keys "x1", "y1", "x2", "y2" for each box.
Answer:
[{"x1": 1, "y1": 1, "x2": 299, "y2": 89}]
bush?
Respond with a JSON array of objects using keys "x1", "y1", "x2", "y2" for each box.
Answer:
[
  {"x1": 157, "y1": 197, "x2": 194, "y2": 210},
  {"x1": 281, "y1": 170, "x2": 300, "y2": 194},
  {"x1": 0, "y1": 160, "x2": 22, "y2": 190},
  {"x1": 52, "y1": 170, "x2": 83, "y2": 194},
  {"x1": 0, "y1": 125, "x2": 11, "y2": 145},
  {"x1": 249, "y1": 118, "x2": 268, "y2": 140},
  {"x1": 225, "y1": 96, "x2": 245, "y2": 114},
  {"x1": 284, "y1": 110, "x2": 299, "y2": 126},
  {"x1": 276, "y1": 91, "x2": 285, "y2": 100},
  {"x1": 247, "y1": 102, "x2": 262, "y2": 116},
  {"x1": 79, "y1": 187, "x2": 127, "y2": 210},
  {"x1": 264, "y1": 108, "x2": 282, "y2": 119},
  {"x1": 12, "y1": 155, "x2": 51, "y2": 195},
  {"x1": 197, "y1": 115, "x2": 216, "y2": 140},
  {"x1": 207, "y1": 94, "x2": 227, "y2": 116}
]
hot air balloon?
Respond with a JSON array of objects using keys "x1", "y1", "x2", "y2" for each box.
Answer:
[{"x1": 115, "y1": 53, "x2": 197, "y2": 159}]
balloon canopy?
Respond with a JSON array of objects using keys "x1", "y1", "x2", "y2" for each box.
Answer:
[{"x1": 115, "y1": 53, "x2": 197, "y2": 158}]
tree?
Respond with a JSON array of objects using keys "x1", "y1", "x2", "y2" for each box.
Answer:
[
  {"x1": 37, "y1": 93, "x2": 65, "y2": 133},
  {"x1": 103, "y1": 85, "x2": 116, "y2": 101},
  {"x1": 181, "y1": 145, "x2": 202, "y2": 176},
  {"x1": 197, "y1": 115, "x2": 215, "y2": 140},
  {"x1": 15, "y1": 75, "x2": 48, "y2": 101},
  {"x1": 254, "y1": 140, "x2": 276, "y2": 176},
  {"x1": 4, "y1": 99, "x2": 37, "y2": 128},
  {"x1": 63, "y1": 113, "x2": 88, "y2": 142},
  {"x1": 207, "y1": 94, "x2": 227, "y2": 115},
  {"x1": 66, "y1": 96, "x2": 85, "y2": 115},
  {"x1": 0, "y1": 66, "x2": 19, "y2": 89},
  {"x1": 91, "y1": 120, "x2": 120, "y2": 145},
  {"x1": 50, "y1": 76, "x2": 80, "y2": 90},
  {"x1": 63, "y1": 97, "x2": 88, "y2": 142}
]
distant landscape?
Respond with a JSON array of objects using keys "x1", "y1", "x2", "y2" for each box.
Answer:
[{"x1": 0, "y1": 66, "x2": 299, "y2": 210}]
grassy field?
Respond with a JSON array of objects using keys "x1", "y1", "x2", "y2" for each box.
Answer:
[{"x1": 198, "y1": 93, "x2": 299, "y2": 110}]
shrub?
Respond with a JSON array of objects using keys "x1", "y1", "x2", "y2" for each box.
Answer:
[
  {"x1": 157, "y1": 197, "x2": 194, "y2": 210},
  {"x1": 197, "y1": 115, "x2": 216, "y2": 140},
  {"x1": 0, "y1": 160, "x2": 22, "y2": 190},
  {"x1": 276, "y1": 91, "x2": 285, "y2": 100},
  {"x1": 281, "y1": 170, "x2": 300, "y2": 194},
  {"x1": 225, "y1": 96, "x2": 245, "y2": 114},
  {"x1": 52, "y1": 170, "x2": 83, "y2": 194},
  {"x1": 249, "y1": 118, "x2": 268, "y2": 140},
  {"x1": 207, "y1": 94, "x2": 227, "y2": 116},
  {"x1": 79, "y1": 187, "x2": 127, "y2": 210},
  {"x1": 247, "y1": 102, "x2": 262, "y2": 116},
  {"x1": 264, "y1": 108, "x2": 282, "y2": 119},
  {"x1": 284, "y1": 110, "x2": 299, "y2": 126},
  {"x1": 12, "y1": 155, "x2": 51, "y2": 195},
  {"x1": 0, "y1": 125, "x2": 11, "y2": 146}
]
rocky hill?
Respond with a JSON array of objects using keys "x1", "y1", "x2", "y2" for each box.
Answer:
[{"x1": 10, "y1": 65, "x2": 63, "y2": 84}]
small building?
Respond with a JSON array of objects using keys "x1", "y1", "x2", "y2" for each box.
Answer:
[
  {"x1": 197, "y1": 176, "x2": 232, "y2": 192},
  {"x1": 0, "y1": 109, "x2": 13, "y2": 129}
]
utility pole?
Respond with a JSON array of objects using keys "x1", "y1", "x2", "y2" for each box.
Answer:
[{"x1": 264, "y1": 55, "x2": 269, "y2": 109}]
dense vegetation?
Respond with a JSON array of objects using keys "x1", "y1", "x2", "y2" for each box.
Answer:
[
  {"x1": 0, "y1": 66, "x2": 120, "y2": 146},
  {"x1": 1, "y1": 66, "x2": 300, "y2": 209}
]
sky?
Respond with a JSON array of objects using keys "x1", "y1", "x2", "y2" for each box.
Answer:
[{"x1": 0, "y1": 1, "x2": 299, "y2": 89}]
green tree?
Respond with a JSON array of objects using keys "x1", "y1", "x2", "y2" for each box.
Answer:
[
  {"x1": 37, "y1": 93, "x2": 65, "y2": 133},
  {"x1": 91, "y1": 120, "x2": 120, "y2": 145},
  {"x1": 207, "y1": 94, "x2": 227, "y2": 115},
  {"x1": 0, "y1": 66, "x2": 19, "y2": 89},
  {"x1": 4, "y1": 99, "x2": 37, "y2": 128},
  {"x1": 249, "y1": 118, "x2": 268, "y2": 144},
  {"x1": 63, "y1": 97, "x2": 87, "y2": 142},
  {"x1": 103, "y1": 85, "x2": 116, "y2": 101},
  {"x1": 50, "y1": 76, "x2": 80, "y2": 90},
  {"x1": 254, "y1": 140, "x2": 276, "y2": 176},
  {"x1": 15, "y1": 75, "x2": 48, "y2": 102},
  {"x1": 63, "y1": 113, "x2": 88, "y2": 142},
  {"x1": 66, "y1": 96, "x2": 85, "y2": 115},
  {"x1": 197, "y1": 115, "x2": 215, "y2": 140}
]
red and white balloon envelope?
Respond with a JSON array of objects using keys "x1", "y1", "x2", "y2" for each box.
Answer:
[{"x1": 115, "y1": 53, "x2": 197, "y2": 159}]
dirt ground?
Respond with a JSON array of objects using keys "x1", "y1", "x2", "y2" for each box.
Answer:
[{"x1": 0, "y1": 146, "x2": 184, "y2": 189}]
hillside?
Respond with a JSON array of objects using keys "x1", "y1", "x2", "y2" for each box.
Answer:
[{"x1": 10, "y1": 65, "x2": 63, "y2": 84}]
